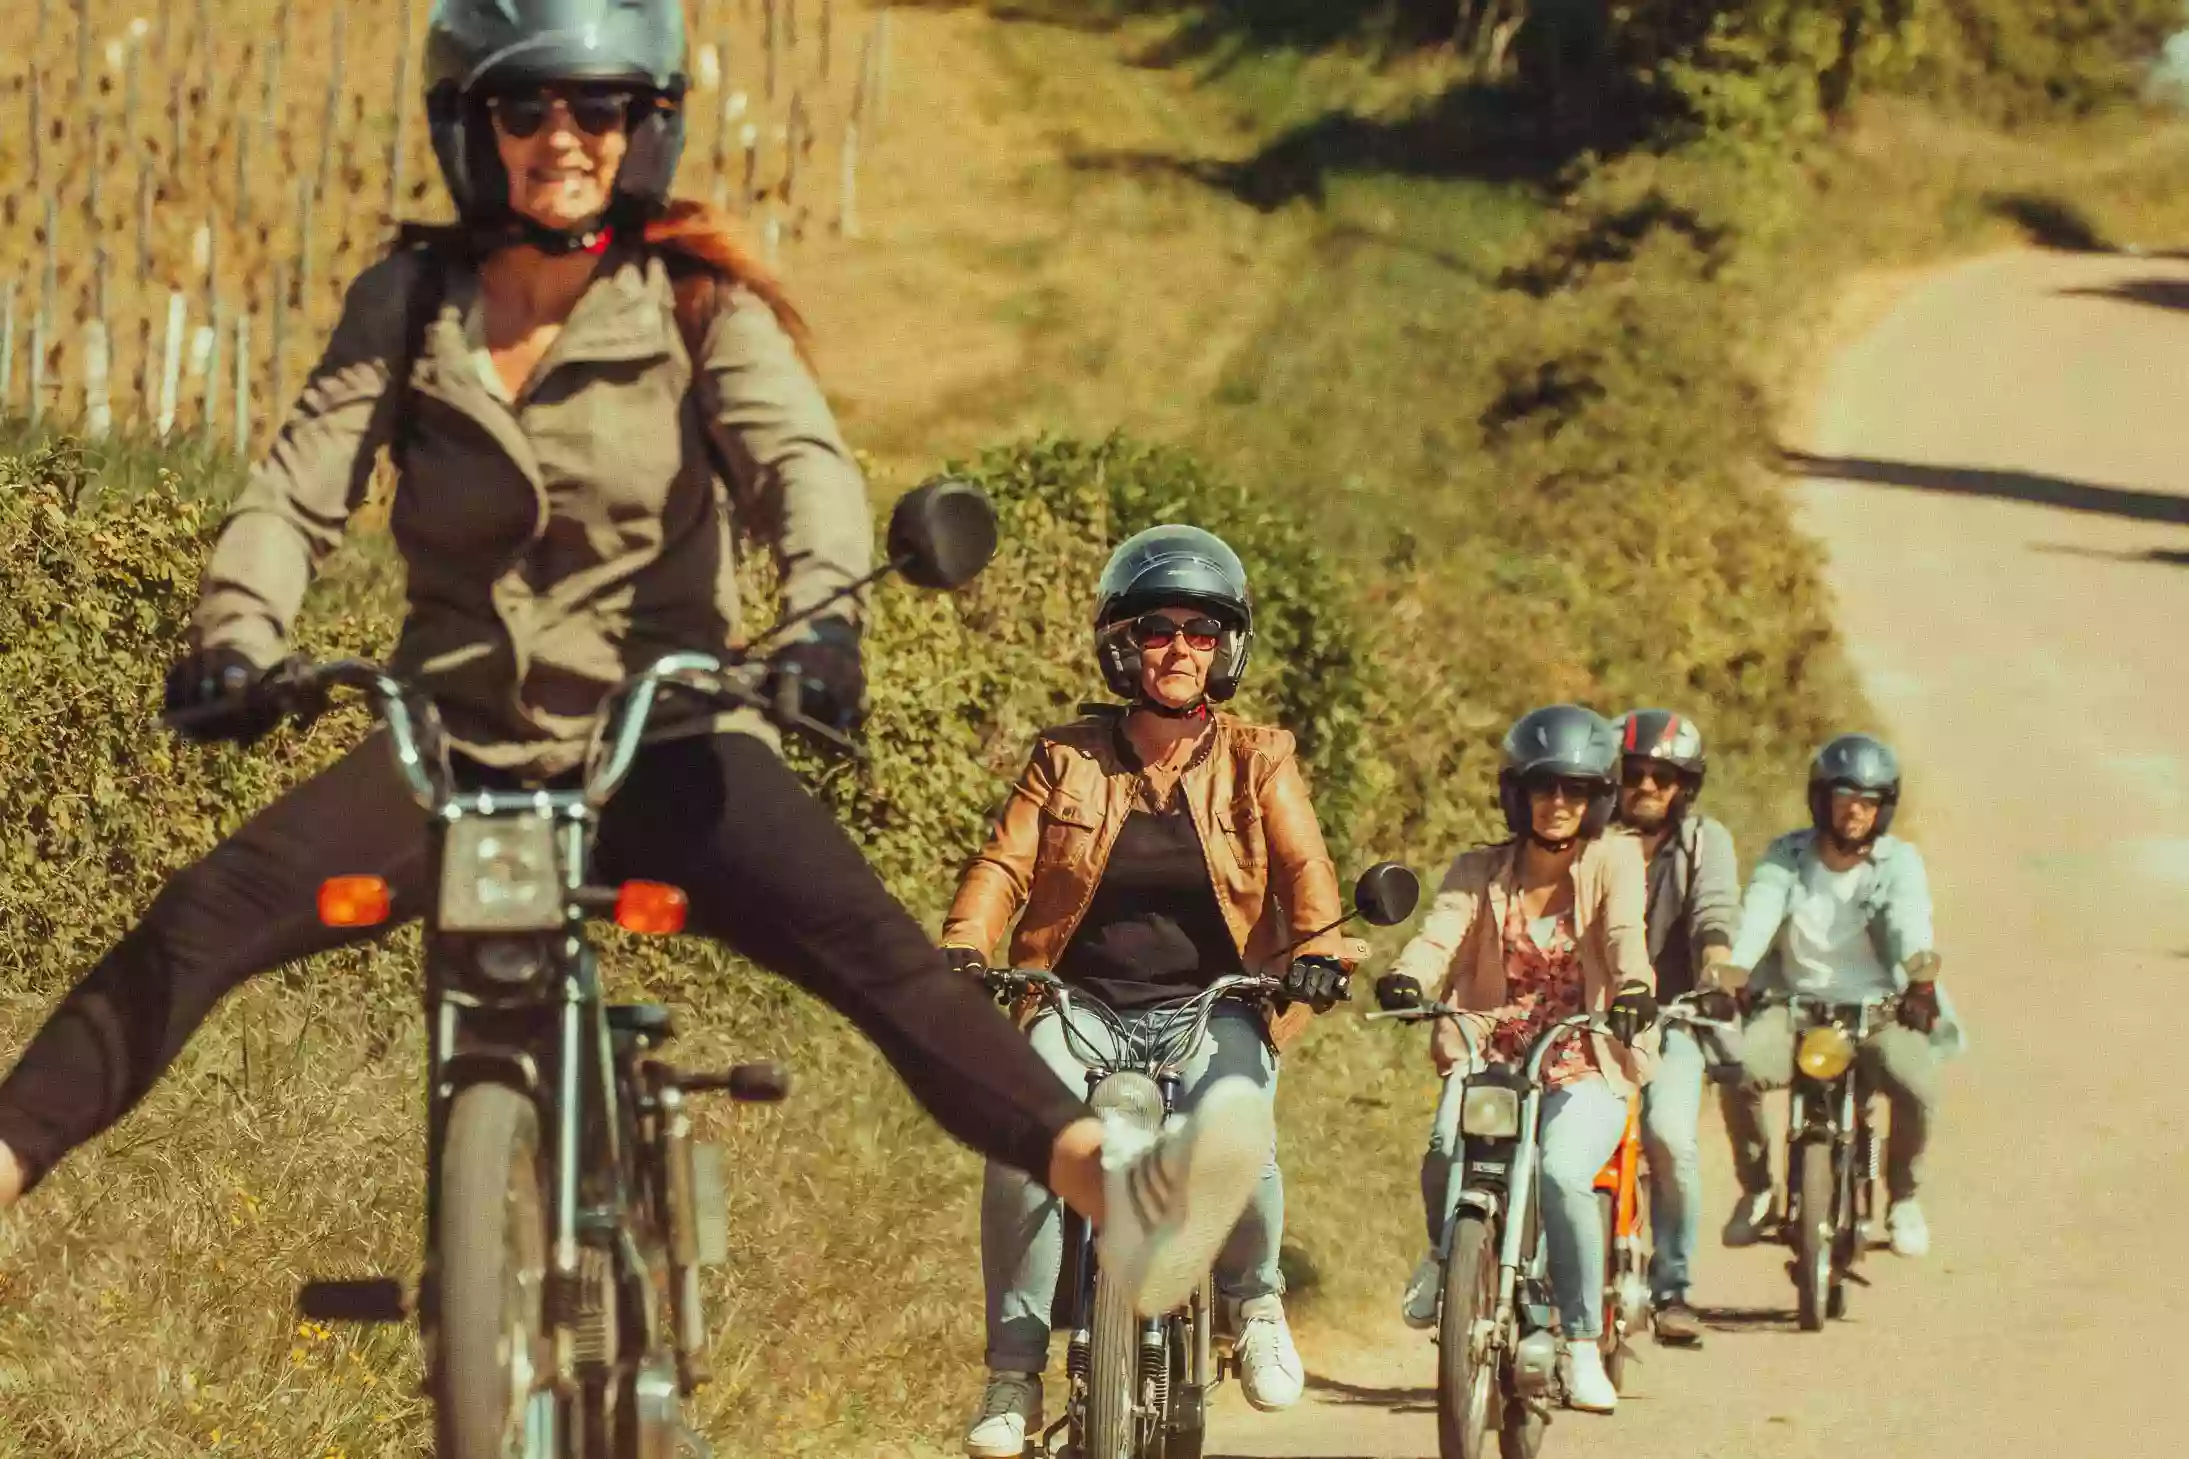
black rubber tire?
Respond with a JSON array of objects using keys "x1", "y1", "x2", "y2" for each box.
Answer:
[
  {"x1": 1086, "y1": 1270, "x2": 1141, "y2": 1459},
  {"x1": 1793, "y1": 1140, "x2": 1834, "y2": 1334},
  {"x1": 1438, "y1": 1214, "x2": 1502, "y2": 1459},
  {"x1": 434, "y1": 1082, "x2": 552, "y2": 1459}
]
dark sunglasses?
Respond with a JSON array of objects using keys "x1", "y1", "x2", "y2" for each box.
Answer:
[
  {"x1": 1828, "y1": 784, "x2": 1885, "y2": 806},
  {"x1": 1621, "y1": 758, "x2": 1687, "y2": 790},
  {"x1": 487, "y1": 87, "x2": 637, "y2": 140},
  {"x1": 1127, "y1": 614, "x2": 1226, "y2": 653},
  {"x1": 1527, "y1": 774, "x2": 1604, "y2": 803}
]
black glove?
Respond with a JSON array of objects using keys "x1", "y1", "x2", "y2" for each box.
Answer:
[
  {"x1": 1607, "y1": 981, "x2": 1659, "y2": 1046},
  {"x1": 943, "y1": 946, "x2": 988, "y2": 979},
  {"x1": 1280, "y1": 955, "x2": 1351, "y2": 1014},
  {"x1": 767, "y1": 617, "x2": 866, "y2": 736},
  {"x1": 1374, "y1": 972, "x2": 1425, "y2": 1012},
  {"x1": 1899, "y1": 981, "x2": 1941, "y2": 1034},
  {"x1": 162, "y1": 646, "x2": 281, "y2": 746}
]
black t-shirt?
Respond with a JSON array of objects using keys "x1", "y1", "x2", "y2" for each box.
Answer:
[{"x1": 1054, "y1": 799, "x2": 1245, "y2": 1011}]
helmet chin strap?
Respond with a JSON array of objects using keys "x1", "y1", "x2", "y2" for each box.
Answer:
[
  {"x1": 473, "y1": 213, "x2": 617, "y2": 257},
  {"x1": 1825, "y1": 827, "x2": 1878, "y2": 856},
  {"x1": 1133, "y1": 696, "x2": 1209, "y2": 720}
]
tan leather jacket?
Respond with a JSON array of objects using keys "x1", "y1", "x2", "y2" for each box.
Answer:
[
  {"x1": 940, "y1": 711, "x2": 1354, "y2": 1050},
  {"x1": 1388, "y1": 830, "x2": 1660, "y2": 1094},
  {"x1": 188, "y1": 242, "x2": 870, "y2": 778}
]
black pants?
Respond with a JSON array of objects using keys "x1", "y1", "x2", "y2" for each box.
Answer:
[{"x1": 0, "y1": 732, "x2": 1090, "y2": 1193}]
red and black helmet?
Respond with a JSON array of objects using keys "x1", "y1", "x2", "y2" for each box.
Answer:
[{"x1": 1613, "y1": 708, "x2": 1707, "y2": 792}]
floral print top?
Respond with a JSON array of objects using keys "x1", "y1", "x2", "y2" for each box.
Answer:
[{"x1": 1490, "y1": 890, "x2": 1600, "y2": 1089}]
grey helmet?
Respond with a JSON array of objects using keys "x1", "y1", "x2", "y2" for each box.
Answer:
[
  {"x1": 1808, "y1": 733, "x2": 1901, "y2": 840},
  {"x1": 424, "y1": 0, "x2": 688, "y2": 245},
  {"x1": 1093, "y1": 525, "x2": 1254, "y2": 703},
  {"x1": 1498, "y1": 704, "x2": 1620, "y2": 843}
]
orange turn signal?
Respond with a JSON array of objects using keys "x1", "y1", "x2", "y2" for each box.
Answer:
[
  {"x1": 319, "y1": 875, "x2": 392, "y2": 928},
  {"x1": 615, "y1": 881, "x2": 688, "y2": 936}
]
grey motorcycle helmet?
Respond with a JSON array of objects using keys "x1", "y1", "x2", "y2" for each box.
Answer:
[
  {"x1": 1092, "y1": 525, "x2": 1254, "y2": 703},
  {"x1": 1613, "y1": 707, "x2": 1707, "y2": 822},
  {"x1": 1808, "y1": 733, "x2": 1901, "y2": 839},
  {"x1": 1498, "y1": 704, "x2": 1621, "y2": 843},
  {"x1": 424, "y1": 0, "x2": 688, "y2": 241}
]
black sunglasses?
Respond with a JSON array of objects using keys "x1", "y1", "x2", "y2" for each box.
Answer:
[
  {"x1": 487, "y1": 87, "x2": 638, "y2": 140},
  {"x1": 1127, "y1": 614, "x2": 1226, "y2": 652},
  {"x1": 1621, "y1": 758, "x2": 1687, "y2": 790},
  {"x1": 1526, "y1": 773, "x2": 1604, "y2": 803}
]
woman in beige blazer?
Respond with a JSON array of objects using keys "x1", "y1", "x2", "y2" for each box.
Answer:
[{"x1": 1385, "y1": 704, "x2": 1659, "y2": 1414}]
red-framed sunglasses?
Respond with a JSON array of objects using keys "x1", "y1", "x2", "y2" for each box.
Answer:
[{"x1": 1126, "y1": 614, "x2": 1226, "y2": 652}]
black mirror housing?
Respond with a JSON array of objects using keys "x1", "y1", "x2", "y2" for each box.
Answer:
[
  {"x1": 1353, "y1": 861, "x2": 1420, "y2": 927},
  {"x1": 887, "y1": 477, "x2": 999, "y2": 591}
]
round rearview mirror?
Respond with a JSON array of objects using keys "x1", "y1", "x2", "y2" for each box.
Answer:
[
  {"x1": 888, "y1": 477, "x2": 999, "y2": 591},
  {"x1": 1353, "y1": 862, "x2": 1420, "y2": 927}
]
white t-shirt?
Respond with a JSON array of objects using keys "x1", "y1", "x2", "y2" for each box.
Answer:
[{"x1": 1781, "y1": 857, "x2": 1892, "y2": 1001}]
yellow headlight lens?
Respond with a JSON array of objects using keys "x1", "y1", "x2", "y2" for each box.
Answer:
[{"x1": 1796, "y1": 1025, "x2": 1857, "y2": 1080}]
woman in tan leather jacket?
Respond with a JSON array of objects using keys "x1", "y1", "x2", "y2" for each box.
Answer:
[
  {"x1": 941, "y1": 525, "x2": 1357, "y2": 1453},
  {"x1": 1383, "y1": 704, "x2": 1659, "y2": 1416},
  {"x1": 0, "y1": 0, "x2": 1273, "y2": 1339}
]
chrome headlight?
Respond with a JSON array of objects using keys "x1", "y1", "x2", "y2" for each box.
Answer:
[
  {"x1": 439, "y1": 815, "x2": 562, "y2": 932},
  {"x1": 1460, "y1": 1084, "x2": 1523, "y2": 1140},
  {"x1": 1796, "y1": 1024, "x2": 1857, "y2": 1081},
  {"x1": 1089, "y1": 1071, "x2": 1165, "y2": 1134}
]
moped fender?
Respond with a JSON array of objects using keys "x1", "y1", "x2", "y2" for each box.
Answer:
[{"x1": 436, "y1": 1048, "x2": 540, "y2": 1100}]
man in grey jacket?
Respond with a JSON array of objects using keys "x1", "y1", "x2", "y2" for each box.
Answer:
[
  {"x1": 1717, "y1": 735, "x2": 1964, "y2": 1262},
  {"x1": 1611, "y1": 710, "x2": 1741, "y2": 1346}
]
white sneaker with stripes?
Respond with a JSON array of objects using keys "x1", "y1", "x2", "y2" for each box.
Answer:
[{"x1": 1095, "y1": 1075, "x2": 1273, "y2": 1319}]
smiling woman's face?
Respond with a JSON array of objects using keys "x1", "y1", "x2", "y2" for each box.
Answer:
[{"x1": 489, "y1": 85, "x2": 634, "y2": 231}]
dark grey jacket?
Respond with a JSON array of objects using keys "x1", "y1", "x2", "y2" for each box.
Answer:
[{"x1": 1640, "y1": 813, "x2": 1740, "y2": 998}]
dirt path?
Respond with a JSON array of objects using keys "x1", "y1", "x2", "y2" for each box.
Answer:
[{"x1": 1203, "y1": 248, "x2": 2189, "y2": 1458}]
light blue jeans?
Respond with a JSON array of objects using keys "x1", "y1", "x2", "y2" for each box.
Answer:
[
  {"x1": 1421, "y1": 1073, "x2": 1628, "y2": 1339},
  {"x1": 981, "y1": 1002, "x2": 1282, "y2": 1373},
  {"x1": 1640, "y1": 1025, "x2": 1706, "y2": 1304}
]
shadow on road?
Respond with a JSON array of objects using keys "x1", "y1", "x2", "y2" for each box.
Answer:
[
  {"x1": 1780, "y1": 450, "x2": 2189, "y2": 527},
  {"x1": 1695, "y1": 1303, "x2": 1805, "y2": 1333},
  {"x1": 2031, "y1": 542, "x2": 2189, "y2": 567},
  {"x1": 2060, "y1": 277, "x2": 2189, "y2": 315},
  {"x1": 1303, "y1": 1372, "x2": 1436, "y2": 1413}
]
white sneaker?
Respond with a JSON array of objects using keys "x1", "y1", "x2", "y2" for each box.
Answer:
[
  {"x1": 1097, "y1": 1076, "x2": 1273, "y2": 1319},
  {"x1": 1887, "y1": 1199, "x2": 1930, "y2": 1258},
  {"x1": 1401, "y1": 1254, "x2": 1441, "y2": 1330},
  {"x1": 964, "y1": 1371, "x2": 1042, "y2": 1459},
  {"x1": 1722, "y1": 1189, "x2": 1772, "y2": 1248},
  {"x1": 1234, "y1": 1294, "x2": 1304, "y2": 1411},
  {"x1": 1563, "y1": 1339, "x2": 1617, "y2": 1414}
]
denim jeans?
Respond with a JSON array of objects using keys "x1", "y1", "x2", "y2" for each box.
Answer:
[
  {"x1": 1640, "y1": 1025, "x2": 1706, "y2": 1303},
  {"x1": 1720, "y1": 1005, "x2": 1939, "y2": 1201},
  {"x1": 1421, "y1": 1073, "x2": 1628, "y2": 1340},
  {"x1": 981, "y1": 1002, "x2": 1281, "y2": 1373}
]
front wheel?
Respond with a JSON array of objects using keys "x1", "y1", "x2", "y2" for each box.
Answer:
[
  {"x1": 1792, "y1": 1139, "x2": 1834, "y2": 1334},
  {"x1": 434, "y1": 1082, "x2": 556, "y2": 1459},
  {"x1": 1438, "y1": 1213, "x2": 1502, "y2": 1459},
  {"x1": 1085, "y1": 1270, "x2": 1142, "y2": 1459}
]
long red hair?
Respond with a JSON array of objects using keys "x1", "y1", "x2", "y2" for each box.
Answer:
[
  {"x1": 391, "y1": 198, "x2": 813, "y2": 368},
  {"x1": 647, "y1": 198, "x2": 814, "y2": 367}
]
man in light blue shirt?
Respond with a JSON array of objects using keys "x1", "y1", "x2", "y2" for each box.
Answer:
[{"x1": 1716, "y1": 735, "x2": 1965, "y2": 1259}]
